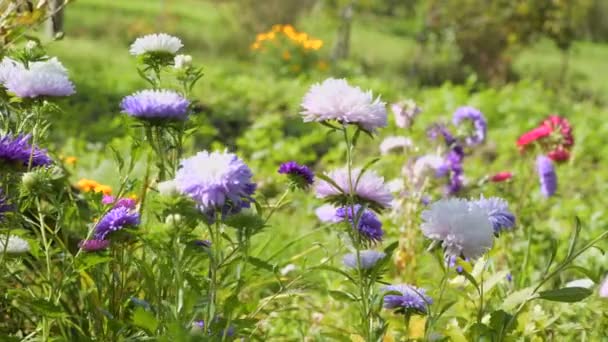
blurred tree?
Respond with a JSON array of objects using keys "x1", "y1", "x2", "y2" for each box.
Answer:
[{"x1": 426, "y1": 0, "x2": 593, "y2": 84}]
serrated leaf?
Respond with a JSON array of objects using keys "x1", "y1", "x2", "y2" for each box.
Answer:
[
  {"x1": 538, "y1": 287, "x2": 592, "y2": 303},
  {"x1": 132, "y1": 307, "x2": 158, "y2": 333}
]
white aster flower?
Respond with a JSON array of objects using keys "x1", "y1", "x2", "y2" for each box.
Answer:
[
  {"x1": 301, "y1": 78, "x2": 387, "y2": 133},
  {"x1": 421, "y1": 198, "x2": 494, "y2": 259},
  {"x1": 129, "y1": 33, "x2": 183, "y2": 56},
  {"x1": 0, "y1": 235, "x2": 30, "y2": 254},
  {"x1": 379, "y1": 136, "x2": 413, "y2": 155},
  {"x1": 315, "y1": 167, "x2": 392, "y2": 210},
  {"x1": 0, "y1": 57, "x2": 74, "y2": 98}
]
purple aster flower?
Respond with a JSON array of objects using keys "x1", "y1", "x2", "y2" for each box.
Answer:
[
  {"x1": 121, "y1": 89, "x2": 190, "y2": 121},
  {"x1": 0, "y1": 133, "x2": 52, "y2": 168},
  {"x1": 342, "y1": 250, "x2": 386, "y2": 269},
  {"x1": 441, "y1": 145, "x2": 465, "y2": 195},
  {"x1": 536, "y1": 155, "x2": 557, "y2": 197},
  {"x1": 382, "y1": 284, "x2": 432, "y2": 314},
  {"x1": 506, "y1": 273, "x2": 513, "y2": 282},
  {"x1": 428, "y1": 124, "x2": 455, "y2": 146},
  {"x1": 335, "y1": 204, "x2": 384, "y2": 242},
  {"x1": 452, "y1": 106, "x2": 487, "y2": 146},
  {"x1": 93, "y1": 206, "x2": 140, "y2": 240},
  {"x1": 278, "y1": 161, "x2": 314, "y2": 189},
  {"x1": 473, "y1": 195, "x2": 515, "y2": 234},
  {"x1": 0, "y1": 57, "x2": 75, "y2": 98},
  {"x1": 301, "y1": 78, "x2": 387, "y2": 133},
  {"x1": 174, "y1": 150, "x2": 256, "y2": 218},
  {"x1": 78, "y1": 239, "x2": 110, "y2": 252},
  {"x1": 102, "y1": 195, "x2": 137, "y2": 210},
  {"x1": 315, "y1": 167, "x2": 392, "y2": 211}
]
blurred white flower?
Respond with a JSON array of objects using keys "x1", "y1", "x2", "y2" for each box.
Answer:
[
  {"x1": 0, "y1": 235, "x2": 30, "y2": 254},
  {"x1": 565, "y1": 278, "x2": 594, "y2": 289},
  {"x1": 379, "y1": 136, "x2": 413, "y2": 155},
  {"x1": 280, "y1": 264, "x2": 297, "y2": 275},
  {"x1": 129, "y1": 33, "x2": 183, "y2": 56},
  {"x1": 421, "y1": 198, "x2": 493, "y2": 259},
  {"x1": 174, "y1": 54, "x2": 192, "y2": 69},
  {"x1": 157, "y1": 180, "x2": 179, "y2": 196},
  {"x1": 301, "y1": 78, "x2": 387, "y2": 133}
]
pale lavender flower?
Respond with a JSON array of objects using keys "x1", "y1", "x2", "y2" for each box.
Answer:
[
  {"x1": 342, "y1": 250, "x2": 386, "y2": 269},
  {"x1": 301, "y1": 78, "x2": 387, "y2": 133},
  {"x1": 452, "y1": 106, "x2": 487, "y2": 146},
  {"x1": 536, "y1": 156, "x2": 557, "y2": 197},
  {"x1": 421, "y1": 198, "x2": 494, "y2": 259},
  {"x1": 315, "y1": 167, "x2": 392, "y2": 211},
  {"x1": 599, "y1": 276, "x2": 608, "y2": 298},
  {"x1": 391, "y1": 99, "x2": 421, "y2": 129},
  {"x1": 379, "y1": 136, "x2": 413, "y2": 155},
  {"x1": 129, "y1": 33, "x2": 183, "y2": 56},
  {"x1": 174, "y1": 150, "x2": 256, "y2": 216},
  {"x1": 473, "y1": 195, "x2": 515, "y2": 234},
  {"x1": 382, "y1": 284, "x2": 432, "y2": 314},
  {"x1": 121, "y1": 89, "x2": 190, "y2": 121},
  {"x1": 315, "y1": 204, "x2": 341, "y2": 223},
  {"x1": 0, "y1": 57, "x2": 74, "y2": 98}
]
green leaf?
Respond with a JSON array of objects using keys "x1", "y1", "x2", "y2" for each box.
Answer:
[
  {"x1": 489, "y1": 310, "x2": 514, "y2": 336},
  {"x1": 311, "y1": 265, "x2": 356, "y2": 283},
  {"x1": 247, "y1": 257, "x2": 275, "y2": 272},
  {"x1": 538, "y1": 287, "x2": 592, "y2": 303},
  {"x1": 132, "y1": 307, "x2": 158, "y2": 333},
  {"x1": 354, "y1": 157, "x2": 380, "y2": 189},
  {"x1": 566, "y1": 217, "x2": 582, "y2": 258},
  {"x1": 28, "y1": 299, "x2": 66, "y2": 318},
  {"x1": 328, "y1": 290, "x2": 358, "y2": 302},
  {"x1": 76, "y1": 254, "x2": 113, "y2": 272}
]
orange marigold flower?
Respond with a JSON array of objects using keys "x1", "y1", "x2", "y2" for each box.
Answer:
[
  {"x1": 94, "y1": 185, "x2": 113, "y2": 195},
  {"x1": 64, "y1": 156, "x2": 77, "y2": 165},
  {"x1": 77, "y1": 179, "x2": 98, "y2": 192},
  {"x1": 271, "y1": 24, "x2": 282, "y2": 32}
]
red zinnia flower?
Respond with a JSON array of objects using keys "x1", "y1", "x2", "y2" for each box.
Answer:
[
  {"x1": 490, "y1": 171, "x2": 513, "y2": 182},
  {"x1": 541, "y1": 115, "x2": 574, "y2": 147}
]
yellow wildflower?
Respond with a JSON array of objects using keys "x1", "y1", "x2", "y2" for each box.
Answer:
[
  {"x1": 64, "y1": 156, "x2": 77, "y2": 165},
  {"x1": 282, "y1": 50, "x2": 291, "y2": 60}
]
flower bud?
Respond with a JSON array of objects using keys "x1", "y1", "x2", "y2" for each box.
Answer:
[{"x1": 174, "y1": 54, "x2": 192, "y2": 69}]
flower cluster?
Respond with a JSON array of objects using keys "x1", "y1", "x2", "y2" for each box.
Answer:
[
  {"x1": 0, "y1": 57, "x2": 75, "y2": 98},
  {"x1": 517, "y1": 115, "x2": 574, "y2": 162},
  {"x1": 251, "y1": 24, "x2": 323, "y2": 51},
  {"x1": 517, "y1": 114, "x2": 573, "y2": 197},
  {"x1": 76, "y1": 179, "x2": 112, "y2": 195},
  {"x1": 0, "y1": 133, "x2": 52, "y2": 168},
  {"x1": 93, "y1": 206, "x2": 141, "y2": 240},
  {"x1": 382, "y1": 284, "x2": 432, "y2": 314},
  {"x1": 251, "y1": 24, "x2": 325, "y2": 75}
]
